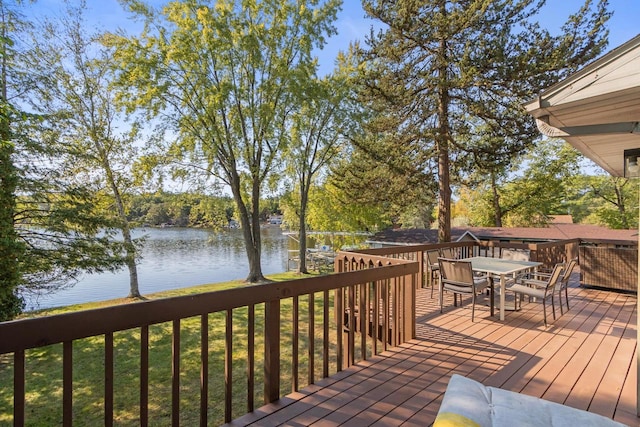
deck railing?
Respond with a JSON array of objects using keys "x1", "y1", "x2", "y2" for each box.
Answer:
[
  {"x1": 0, "y1": 238, "x2": 603, "y2": 426},
  {"x1": 0, "y1": 254, "x2": 418, "y2": 426},
  {"x1": 358, "y1": 239, "x2": 580, "y2": 286}
]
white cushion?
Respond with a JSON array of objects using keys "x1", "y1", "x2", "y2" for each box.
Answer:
[{"x1": 435, "y1": 374, "x2": 627, "y2": 427}]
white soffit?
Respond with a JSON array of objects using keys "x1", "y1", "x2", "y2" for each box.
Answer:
[{"x1": 525, "y1": 33, "x2": 640, "y2": 177}]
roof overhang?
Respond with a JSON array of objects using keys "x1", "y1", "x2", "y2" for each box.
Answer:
[{"x1": 524, "y1": 33, "x2": 640, "y2": 176}]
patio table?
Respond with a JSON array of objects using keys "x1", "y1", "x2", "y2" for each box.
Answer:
[{"x1": 463, "y1": 256, "x2": 542, "y2": 321}]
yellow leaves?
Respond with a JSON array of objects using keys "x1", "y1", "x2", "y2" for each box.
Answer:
[
  {"x1": 215, "y1": 0, "x2": 233, "y2": 15},
  {"x1": 196, "y1": 6, "x2": 210, "y2": 22}
]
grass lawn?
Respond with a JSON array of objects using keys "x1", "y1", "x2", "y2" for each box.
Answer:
[{"x1": 1, "y1": 271, "x2": 346, "y2": 426}]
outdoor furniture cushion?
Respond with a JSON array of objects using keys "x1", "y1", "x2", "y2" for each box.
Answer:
[{"x1": 434, "y1": 374, "x2": 627, "y2": 427}]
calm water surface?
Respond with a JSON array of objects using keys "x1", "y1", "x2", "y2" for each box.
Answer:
[{"x1": 26, "y1": 227, "x2": 290, "y2": 310}]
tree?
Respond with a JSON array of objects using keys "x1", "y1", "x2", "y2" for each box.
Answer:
[
  {"x1": 108, "y1": 0, "x2": 341, "y2": 282},
  {"x1": 0, "y1": 1, "x2": 133, "y2": 318},
  {"x1": 285, "y1": 75, "x2": 345, "y2": 273},
  {"x1": 330, "y1": 141, "x2": 436, "y2": 228},
  {"x1": 0, "y1": 2, "x2": 25, "y2": 320},
  {"x1": 25, "y1": 1, "x2": 143, "y2": 298},
  {"x1": 323, "y1": 46, "x2": 438, "y2": 231},
  {"x1": 187, "y1": 194, "x2": 234, "y2": 229},
  {"x1": 358, "y1": 0, "x2": 610, "y2": 241},
  {"x1": 585, "y1": 175, "x2": 638, "y2": 229},
  {"x1": 461, "y1": 139, "x2": 581, "y2": 227},
  {"x1": 302, "y1": 182, "x2": 390, "y2": 232}
]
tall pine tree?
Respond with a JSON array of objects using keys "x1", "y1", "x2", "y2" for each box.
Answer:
[
  {"x1": 0, "y1": 15, "x2": 24, "y2": 318},
  {"x1": 357, "y1": 0, "x2": 610, "y2": 241}
]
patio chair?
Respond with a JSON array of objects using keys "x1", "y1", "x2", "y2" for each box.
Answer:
[
  {"x1": 439, "y1": 247, "x2": 457, "y2": 259},
  {"x1": 522, "y1": 258, "x2": 578, "y2": 315},
  {"x1": 500, "y1": 248, "x2": 530, "y2": 261},
  {"x1": 425, "y1": 249, "x2": 440, "y2": 298},
  {"x1": 438, "y1": 258, "x2": 491, "y2": 322},
  {"x1": 557, "y1": 257, "x2": 578, "y2": 314},
  {"x1": 509, "y1": 263, "x2": 564, "y2": 326},
  {"x1": 495, "y1": 248, "x2": 531, "y2": 287}
]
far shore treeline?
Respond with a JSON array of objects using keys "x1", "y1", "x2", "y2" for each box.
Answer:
[{"x1": 125, "y1": 192, "x2": 270, "y2": 229}]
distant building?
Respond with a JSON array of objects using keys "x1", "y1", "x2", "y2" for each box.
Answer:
[
  {"x1": 368, "y1": 224, "x2": 636, "y2": 248},
  {"x1": 549, "y1": 215, "x2": 573, "y2": 224}
]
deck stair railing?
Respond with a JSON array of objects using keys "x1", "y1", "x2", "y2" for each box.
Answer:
[{"x1": 333, "y1": 252, "x2": 418, "y2": 368}]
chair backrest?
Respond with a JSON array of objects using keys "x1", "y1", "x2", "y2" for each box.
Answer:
[
  {"x1": 439, "y1": 258, "x2": 474, "y2": 288},
  {"x1": 560, "y1": 258, "x2": 578, "y2": 284},
  {"x1": 500, "y1": 248, "x2": 530, "y2": 261},
  {"x1": 439, "y1": 247, "x2": 456, "y2": 259},
  {"x1": 543, "y1": 263, "x2": 565, "y2": 291},
  {"x1": 426, "y1": 250, "x2": 440, "y2": 267}
]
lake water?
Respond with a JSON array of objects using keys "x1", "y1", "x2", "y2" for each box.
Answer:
[{"x1": 25, "y1": 226, "x2": 291, "y2": 311}]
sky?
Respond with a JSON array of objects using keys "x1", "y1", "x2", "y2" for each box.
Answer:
[{"x1": 31, "y1": 0, "x2": 640, "y2": 78}]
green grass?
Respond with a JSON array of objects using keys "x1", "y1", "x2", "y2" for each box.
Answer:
[{"x1": 0, "y1": 272, "x2": 352, "y2": 426}]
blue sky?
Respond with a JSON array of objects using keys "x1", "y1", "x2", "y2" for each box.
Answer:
[
  {"x1": 325, "y1": 0, "x2": 640, "y2": 75},
  {"x1": 31, "y1": 0, "x2": 640, "y2": 77}
]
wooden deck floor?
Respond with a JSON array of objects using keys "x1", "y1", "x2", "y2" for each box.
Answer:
[{"x1": 228, "y1": 274, "x2": 638, "y2": 426}]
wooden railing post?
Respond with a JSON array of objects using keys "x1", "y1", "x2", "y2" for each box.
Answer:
[
  {"x1": 404, "y1": 273, "x2": 416, "y2": 340},
  {"x1": 172, "y1": 320, "x2": 181, "y2": 427},
  {"x1": 63, "y1": 341, "x2": 72, "y2": 427},
  {"x1": 335, "y1": 287, "x2": 344, "y2": 372},
  {"x1": 264, "y1": 299, "x2": 280, "y2": 403},
  {"x1": 417, "y1": 250, "x2": 425, "y2": 288},
  {"x1": 14, "y1": 350, "x2": 25, "y2": 427}
]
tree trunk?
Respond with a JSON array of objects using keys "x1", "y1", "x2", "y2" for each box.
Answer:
[
  {"x1": 491, "y1": 172, "x2": 503, "y2": 227},
  {"x1": 436, "y1": 23, "x2": 452, "y2": 243},
  {"x1": 437, "y1": 126, "x2": 451, "y2": 243},
  {"x1": 243, "y1": 178, "x2": 265, "y2": 283},
  {"x1": 123, "y1": 228, "x2": 140, "y2": 298},
  {"x1": 99, "y1": 146, "x2": 141, "y2": 298},
  {"x1": 112, "y1": 189, "x2": 140, "y2": 298},
  {"x1": 297, "y1": 188, "x2": 309, "y2": 274}
]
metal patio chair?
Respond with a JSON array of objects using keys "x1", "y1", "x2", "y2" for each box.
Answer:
[
  {"x1": 556, "y1": 258, "x2": 578, "y2": 314},
  {"x1": 509, "y1": 263, "x2": 564, "y2": 326},
  {"x1": 425, "y1": 249, "x2": 440, "y2": 298},
  {"x1": 438, "y1": 258, "x2": 491, "y2": 322}
]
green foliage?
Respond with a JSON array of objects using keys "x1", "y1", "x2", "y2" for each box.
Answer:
[
  {"x1": 108, "y1": 0, "x2": 341, "y2": 282},
  {"x1": 17, "y1": 1, "x2": 148, "y2": 300},
  {"x1": 578, "y1": 175, "x2": 639, "y2": 229},
  {"x1": 461, "y1": 139, "x2": 582, "y2": 227},
  {"x1": 301, "y1": 183, "x2": 390, "y2": 233},
  {"x1": 127, "y1": 192, "x2": 235, "y2": 229},
  {"x1": 0, "y1": 1, "x2": 159, "y2": 317},
  {"x1": 283, "y1": 70, "x2": 350, "y2": 271},
  {"x1": 329, "y1": 140, "x2": 436, "y2": 229},
  {"x1": 356, "y1": 0, "x2": 611, "y2": 240},
  {"x1": 0, "y1": 122, "x2": 24, "y2": 319},
  {"x1": 0, "y1": 3, "x2": 27, "y2": 320}
]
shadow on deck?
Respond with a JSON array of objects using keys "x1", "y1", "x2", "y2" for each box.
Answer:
[{"x1": 227, "y1": 273, "x2": 638, "y2": 426}]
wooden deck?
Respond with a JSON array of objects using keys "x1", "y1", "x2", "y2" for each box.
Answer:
[{"x1": 227, "y1": 273, "x2": 638, "y2": 426}]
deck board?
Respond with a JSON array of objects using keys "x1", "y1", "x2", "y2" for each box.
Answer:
[{"x1": 227, "y1": 273, "x2": 638, "y2": 426}]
